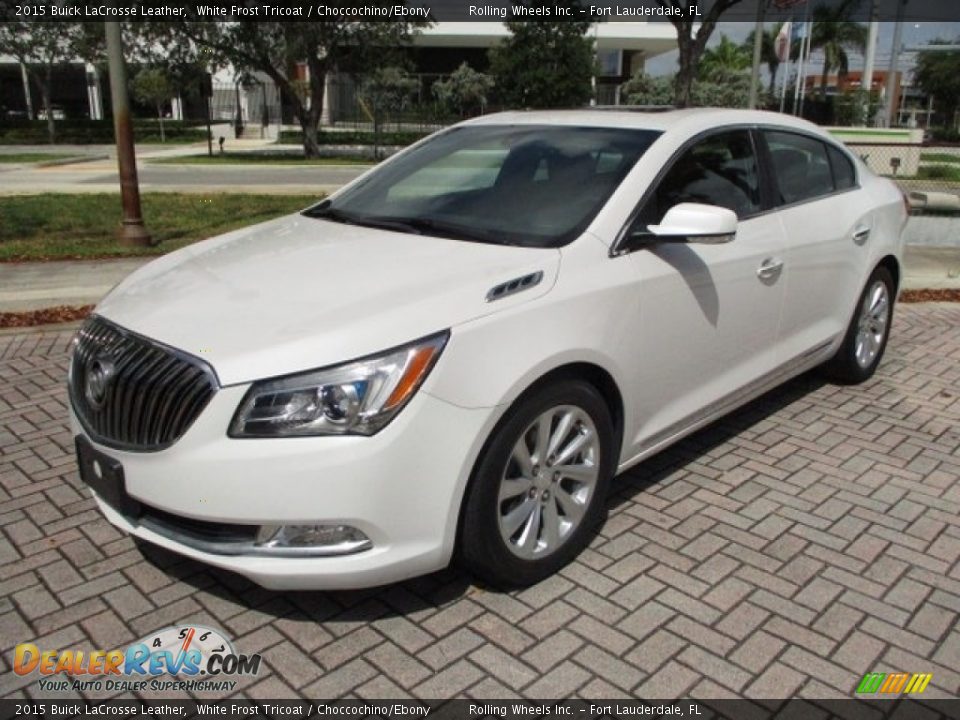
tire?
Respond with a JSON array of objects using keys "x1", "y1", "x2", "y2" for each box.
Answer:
[
  {"x1": 821, "y1": 266, "x2": 895, "y2": 385},
  {"x1": 460, "y1": 379, "x2": 615, "y2": 588}
]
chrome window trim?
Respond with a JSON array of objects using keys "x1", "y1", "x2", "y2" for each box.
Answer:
[
  {"x1": 760, "y1": 127, "x2": 862, "y2": 207},
  {"x1": 610, "y1": 123, "x2": 863, "y2": 258}
]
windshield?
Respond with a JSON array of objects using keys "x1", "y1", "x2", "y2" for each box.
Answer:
[{"x1": 305, "y1": 124, "x2": 661, "y2": 248}]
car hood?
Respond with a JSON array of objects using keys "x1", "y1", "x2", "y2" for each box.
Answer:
[{"x1": 97, "y1": 214, "x2": 560, "y2": 386}]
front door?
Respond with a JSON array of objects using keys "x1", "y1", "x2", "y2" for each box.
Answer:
[{"x1": 621, "y1": 129, "x2": 787, "y2": 458}]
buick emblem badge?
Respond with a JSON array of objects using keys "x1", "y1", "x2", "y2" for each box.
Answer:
[{"x1": 84, "y1": 355, "x2": 116, "y2": 411}]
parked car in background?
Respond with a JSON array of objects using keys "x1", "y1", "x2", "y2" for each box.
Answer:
[{"x1": 68, "y1": 109, "x2": 906, "y2": 589}]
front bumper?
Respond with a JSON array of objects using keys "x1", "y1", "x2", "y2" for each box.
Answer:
[{"x1": 71, "y1": 385, "x2": 495, "y2": 590}]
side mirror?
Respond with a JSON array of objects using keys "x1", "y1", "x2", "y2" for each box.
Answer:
[{"x1": 646, "y1": 203, "x2": 737, "y2": 244}]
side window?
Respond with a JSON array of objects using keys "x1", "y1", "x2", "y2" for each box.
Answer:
[
  {"x1": 827, "y1": 144, "x2": 857, "y2": 190},
  {"x1": 638, "y1": 130, "x2": 762, "y2": 228},
  {"x1": 765, "y1": 131, "x2": 835, "y2": 205}
]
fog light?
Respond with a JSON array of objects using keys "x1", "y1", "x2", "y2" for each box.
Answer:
[{"x1": 254, "y1": 524, "x2": 372, "y2": 555}]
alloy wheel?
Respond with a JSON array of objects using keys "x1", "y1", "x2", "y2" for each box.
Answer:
[
  {"x1": 496, "y1": 405, "x2": 601, "y2": 559},
  {"x1": 854, "y1": 280, "x2": 890, "y2": 369}
]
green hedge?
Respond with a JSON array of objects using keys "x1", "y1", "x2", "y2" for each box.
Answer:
[
  {"x1": 0, "y1": 119, "x2": 209, "y2": 145},
  {"x1": 917, "y1": 164, "x2": 960, "y2": 181},
  {"x1": 278, "y1": 129, "x2": 431, "y2": 146},
  {"x1": 928, "y1": 127, "x2": 960, "y2": 143}
]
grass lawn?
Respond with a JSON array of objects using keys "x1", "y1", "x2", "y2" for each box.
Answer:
[
  {"x1": 149, "y1": 152, "x2": 375, "y2": 166},
  {"x1": 0, "y1": 153, "x2": 79, "y2": 163},
  {"x1": 0, "y1": 193, "x2": 319, "y2": 262},
  {"x1": 920, "y1": 152, "x2": 960, "y2": 165},
  {"x1": 915, "y1": 165, "x2": 960, "y2": 182}
]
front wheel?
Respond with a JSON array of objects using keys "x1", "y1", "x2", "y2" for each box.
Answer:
[
  {"x1": 460, "y1": 380, "x2": 615, "y2": 588},
  {"x1": 821, "y1": 266, "x2": 895, "y2": 384}
]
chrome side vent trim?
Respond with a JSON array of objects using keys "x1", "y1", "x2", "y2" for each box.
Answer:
[{"x1": 485, "y1": 271, "x2": 544, "y2": 303}]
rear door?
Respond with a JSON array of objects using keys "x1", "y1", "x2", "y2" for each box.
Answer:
[{"x1": 760, "y1": 130, "x2": 867, "y2": 364}]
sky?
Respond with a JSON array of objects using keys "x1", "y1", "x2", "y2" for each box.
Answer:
[{"x1": 644, "y1": 20, "x2": 960, "y2": 82}]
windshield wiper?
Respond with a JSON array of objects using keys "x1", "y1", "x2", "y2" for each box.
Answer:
[
  {"x1": 304, "y1": 206, "x2": 424, "y2": 235},
  {"x1": 377, "y1": 216, "x2": 504, "y2": 245},
  {"x1": 302, "y1": 205, "x2": 357, "y2": 225},
  {"x1": 352, "y1": 217, "x2": 424, "y2": 235},
  {"x1": 304, "y1": 207, "x2": 505, "y2": 244}
]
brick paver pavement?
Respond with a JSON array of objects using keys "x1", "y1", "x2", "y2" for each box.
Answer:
[{"x1": 1, "y1": 305, "x2": 958, "y2": 701}]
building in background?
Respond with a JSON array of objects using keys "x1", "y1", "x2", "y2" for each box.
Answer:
[{"x1": 3, "y1": 22, "x2": 677, "y2": 136}]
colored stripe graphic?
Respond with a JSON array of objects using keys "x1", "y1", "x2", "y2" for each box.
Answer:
[
  {"x1": 857, "y1": 673, "x2": 885, "y2": 694},
  {"x1": 904, "y1": 674, "x2": 933, "y2": 694},
  {"x1": 857, "y1": 672, "x2": 932, "y2": 694},
  {"x1": 880, "y1": 673, "x2": 908, "y2": 693}
]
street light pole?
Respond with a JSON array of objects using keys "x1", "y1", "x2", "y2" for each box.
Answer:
[
  {"x1": 104, "y1": 20, "x2": 151, "y2": 247},
  {"x1": 861, "y1": 0, "x2": 878, "y2": 124},
  {"x1": 882, "y1": 0, "x2": 907, "y2": 128},
  {"x1": 748, "y1": 0, "x2": 766, "y2": 110}
]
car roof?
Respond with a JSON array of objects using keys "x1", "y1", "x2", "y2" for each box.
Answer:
[{"x1": 461, "y1": 108, "x2": 829, "y2": 141}]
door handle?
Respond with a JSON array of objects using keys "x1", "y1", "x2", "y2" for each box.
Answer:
[
  {"x1": 853, "y1": 226, "x2": 871, "y2": 245},
  {"x1": 757, "y1": 258, "x2": 784, "y2": 281}
]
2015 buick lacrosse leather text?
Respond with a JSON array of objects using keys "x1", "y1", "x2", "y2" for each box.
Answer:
[{"x1": 68, "y1": 109, "x2": 906, "y2": 590}]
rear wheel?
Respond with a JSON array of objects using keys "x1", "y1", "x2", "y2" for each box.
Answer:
[
  {"x1": 821, "y1": 266, "x2": 895, "y2": 384},
  {"x1": 460, "y1": 380, "x2": 615, "y2": 588}
]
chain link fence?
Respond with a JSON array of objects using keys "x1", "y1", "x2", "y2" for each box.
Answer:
[{"x1": 846, "y1": 142, "x2": 960, "y2": 214}]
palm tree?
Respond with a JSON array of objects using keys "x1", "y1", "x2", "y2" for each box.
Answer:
[
  {"x1": 744, "y1": 22, "x2": 785, "y2": 94},
  {"x1": 811, "y1": 0, "x2": 867, "y2": 97},
  {"x1": 699, "y1": 35, "x2": 751, "y2": 83}
]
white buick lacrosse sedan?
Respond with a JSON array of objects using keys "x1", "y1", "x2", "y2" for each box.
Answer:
[{"x1": 69, "y1": 109, "x2": 906, "y2": 589}]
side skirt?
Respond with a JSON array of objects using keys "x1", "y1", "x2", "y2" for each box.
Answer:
[{"x1": 616, "y1": 338, "x2": 838, "y2": 475}]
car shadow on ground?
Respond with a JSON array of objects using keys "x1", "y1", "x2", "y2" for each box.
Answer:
[{"x1": 132, "y1": 371, "x2": 829, "y2": 622}]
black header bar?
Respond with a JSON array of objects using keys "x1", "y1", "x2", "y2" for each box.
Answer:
[
  {"x1": 5, "y1": 0, "x2": 960, "y2": 23},
  {"x1": 1, "y1": 698, "x2": 959, "y2": 720}
]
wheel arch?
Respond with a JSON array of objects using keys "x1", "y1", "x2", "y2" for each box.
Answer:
[
  {"x1": 452, "y1": 360, "x2": 626, "y2": 558},
  {"x1": 876, "y1": 254, "x2": 901, "y2": 292}
]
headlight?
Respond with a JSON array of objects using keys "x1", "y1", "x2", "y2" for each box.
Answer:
[{"x1": 229, "y1": 332, "x2": 449, "y2": 437}]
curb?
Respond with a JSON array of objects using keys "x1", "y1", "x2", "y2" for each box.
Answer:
[{"x1": 35, "y1": 154, "x2": 109, "y2": 168}]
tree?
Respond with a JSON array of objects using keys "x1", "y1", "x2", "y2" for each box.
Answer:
[
  {"x1": 621, "y1": 74, "x2": 675, "y2": 106},
  {"x1": 128, "y1": 23, "x2": 219, "y2": 103},
  {"x1": 622, "y1": 71, "x2": 751, "y2": 109},
  {"x1": 358, "y1": 66, "x2": 418, "y2": 157},
  {"x1": 699, "y1": 35, "x2": 751, "y2": 82},
  {"x1": 692, "y1": 74, "x2": 753, "y2": 108},
  {"x1": 811, "y1": 0, "x2": 867, "y2": 97},
  {"x1": 488, "y1": 3, "x2": 594, "y2": 109},
  {"x1": 913, "y1": 39, "x2": 960, "y2": 131},
  {"x1": 173, "y1": 13, "x2": 427, "y2": 156},
  {"x1": 0, "y1": 17, "x2": 101, "y2": 143},
  {"x1": 132, "y1": 68, "x2": 174, "y2": 142},
  {"x1": 432, "y1": 62, "x2": 494, "y2": 117},
  {"x1": 743, "y1": 22, "x2": 787, "y2": 94},
  {"x1": 657, "y1": 0, "x2": 745, "y2": 107}
]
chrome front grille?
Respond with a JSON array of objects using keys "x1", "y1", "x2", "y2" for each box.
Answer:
[{"x1": 69, "y1": 316, "x2": 218, "y2": 452}]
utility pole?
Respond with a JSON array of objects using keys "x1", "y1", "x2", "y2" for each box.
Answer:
[
  {"x1": 861, "y1": 1, "x2": 878, "y2": 124},
  {"x1": 104, "y1": 20, "x2": 151, "y2": 247},
  {"x1": 590, "y1": 22, "x2": 599, "y2": 106},
  {"x1": 20, "y1": 63, "x2": 34, "y2": 119},
  {"x1": 882, "y1": 0, "x2": 907, "y2": 128},
  {"x1": 748, "y1": 0, "x2": 766, "y2": 110}
]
